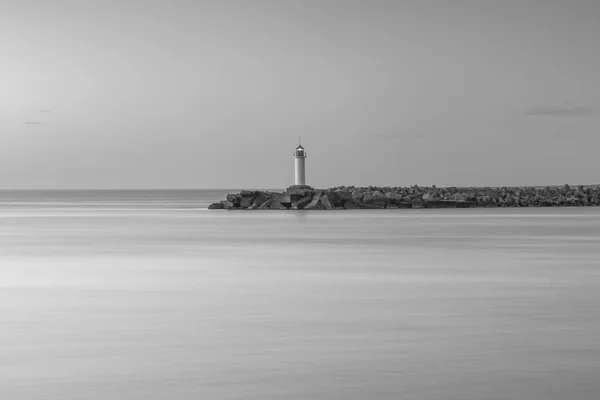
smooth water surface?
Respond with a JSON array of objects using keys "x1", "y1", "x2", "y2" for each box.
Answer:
[{"x1": 1, "y1": 191, "x2": 599, "y2": 399}]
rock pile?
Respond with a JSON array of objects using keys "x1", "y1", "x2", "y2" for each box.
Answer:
[{"x1": 208, "y1": 184, "x2": 600, "y2": 210}]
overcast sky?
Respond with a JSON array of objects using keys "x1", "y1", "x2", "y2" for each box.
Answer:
[{"x1": 1, "y1": 0, "x2": 599, "y2": 189}]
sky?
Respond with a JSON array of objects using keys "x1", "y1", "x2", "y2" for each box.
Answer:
[{"x1": 1, "y1": 0, "x2": 599, "y2": 189}]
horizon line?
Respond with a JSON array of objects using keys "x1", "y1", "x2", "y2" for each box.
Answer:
[{"x1": 1, "y1": 184, "x2": 599, "y2": 191}]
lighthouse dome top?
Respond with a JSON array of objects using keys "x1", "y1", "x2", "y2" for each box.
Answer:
[{"x1": 295, "y1": 144, "x2": 304, "y2": 150}]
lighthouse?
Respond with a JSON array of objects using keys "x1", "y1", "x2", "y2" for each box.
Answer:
[{"x1": 294, "y1": 139, "x2": 307, "y2": 186}]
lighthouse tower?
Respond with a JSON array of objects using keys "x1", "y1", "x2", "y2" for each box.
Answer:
[{"x1": 294, "y1": 139, "x2": 307, "y2": 186}]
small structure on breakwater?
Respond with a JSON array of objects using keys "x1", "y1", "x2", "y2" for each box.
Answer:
[{"x1": 208, "y1": 184, "x2": 600, "y2": 210}]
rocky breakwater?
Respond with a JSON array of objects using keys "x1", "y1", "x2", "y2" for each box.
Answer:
[{"x1": 208, "y1": 184, "x2": 600, "y2": 210}]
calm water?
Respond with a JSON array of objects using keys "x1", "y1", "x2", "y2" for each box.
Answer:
[{"x1": 1, "y1": 190, "x2": 600, "y2": 400}]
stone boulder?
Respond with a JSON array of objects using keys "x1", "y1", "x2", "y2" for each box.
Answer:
[
  {"x1": 422, "y1": 192, "x2": 437, "y2": 201},
  {"x1": 487, "y1": 189, "x2": 498, "y2": 199},
  {"x1": 362, "y1": 194, "x2": 387, "y2": 208},
  {"x1": 305, "y1": 201, "x2": 323, "y2": 210},
  {"x1": 453, "y1": 192, "x2": 465, "y2": 201},
  {"x1": 424, "y1": 200, "x2": 450, "y2": 208},
  {"x1": 258, "y1": 199, "x2": 273, "y2": 209},
  {"x1": 208, "y1": 202, "x2": 224, "y2": 209},
  {"x1": 220, "y1": 201, "x2": 236, "y2": 210},
  {"x1": 249, "y1": 195, "x2": 268, "y2": 209},
  {"x1": 240, "y1": 190, "x2": 257, "y2": 197},
  {"x1": 280, "y1": 193, "x2": 304, "y2": 204},
  {"x1": 320, "y1": 195, "x2": 333, "y2": 210},
  {"x1": 411, "y1": 198, "x2": 424, "y2": 209},
  {"x1": 352, "y1": 190, "x2": 364, "y2": 202},
  {"x1": 226, "y1": 194, "x2": 240, "y2": 203},
  {"x1": 337, "y1": 191, "x2": 353, "y2": 201},
  {"x1": 385, "y1": 192, "x2": 403, "y2": 201},
  {"x1": 304, "y1": 194, "x2": 323, "y2": 210},
  {"x1": 291, "y1": 196, "x2": 313, "y2": 209},
  {"x1": 325, "y1": 190, "x2": 342, "y2": 206},
  {"x1": 239, "y1": 196, "x2": 255, "y2": 209},
  {"x1": 343, "y1": 201, "x2": 360, "y2": 209}
]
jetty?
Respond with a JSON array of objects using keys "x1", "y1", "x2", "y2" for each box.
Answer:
[{"x1": 208, "y1": 184, "x2": 600, "y2": 210}]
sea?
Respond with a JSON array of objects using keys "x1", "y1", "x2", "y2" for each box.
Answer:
[{"x1": 1, "y1": 189, "x2": 600, "y2": 400}]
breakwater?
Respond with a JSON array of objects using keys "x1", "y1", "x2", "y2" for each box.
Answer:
[{"x1": 208, "y1": 184, "x2": 600, "y2": 210}]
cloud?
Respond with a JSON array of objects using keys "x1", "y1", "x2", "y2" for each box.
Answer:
[
  {"x1": 526, "y1": 103, "x2": 595, "y2": 117},
  {"x1": 23, "y1": 110, "x2": 52, "y2": 124}
]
